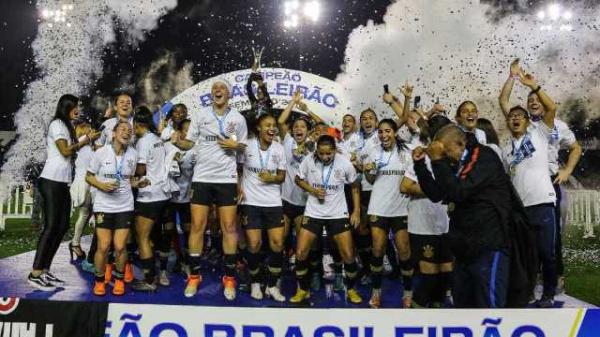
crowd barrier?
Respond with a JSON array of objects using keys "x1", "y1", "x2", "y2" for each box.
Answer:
[
  {"x1": 1, "y1": 186, "x2": 599, "y2": 237},
  {"x1": 1, "y1": 297, "x2": 599, "y2": 337}
]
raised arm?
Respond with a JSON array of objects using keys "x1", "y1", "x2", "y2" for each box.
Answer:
[
  {"x1": 297, "y1": 100, "x2": 324, "y2": 125},
  {"x1": 499, "y1": 59, "x2": 521, "y2": 117},
  {"x1": 519, "y1": 71, "x2": 556, "y2": 128},
  {"x1": 246, "y1": 73, "x2": 258, "y2": 104},
  {"x1": 277, "y1": 90, "x2": 302, "y2": 136}
]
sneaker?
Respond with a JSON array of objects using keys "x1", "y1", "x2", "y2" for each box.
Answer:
[
  {"x1": 158, "y1": 270, "x2": 170, "y2": 287},
  {"x1": 81, "y1": 260, "x2": 95, "y2": 274},
  {"x1": 112, "y1": 279, "x2": 125, "y2": 296},
  {"x1": 310, "y1": 273, "x2": 321, "y2": 291},
  {"x1": 131, "y1": 279, "x2": 157, "y2": 292},
  {"x1": 347, "y1": 288, "x2": 363, "y2": 304},
  {"x1": 265, "y1": 286, "x2": 286, "y2": 302},
  {"x1": 223, "y1": 276, "x2": 237, "y2": 301},
  {"x1": 333, "y1": 273, "x2": 344, "y2": 291},
  {"x1": 369, "y1": 289, "x2": 382, "y2": 308},
  {"x1": 27, "y1": 273, "x2": 56, "y2": 291},
  {"x1": 124, "y1": 263, "x2": 134, "y2": 283},
  {"x1": 250, "y1": 282, "x2": 263, "y2": 300},
  {"x1": 184, "y1": 275, "x2": 202, "y2": 298},
  {"x1": 93, "y1": 281, "x2": 106, "y2": 296},
  {"x1": 42, "y1": 271, "x2": 65, "y2": 284},
  {"x1": 536, "y1": 296, "x2": 554, "y2": 308},
  {"x1": 289, "y1": 288, "x2": 310, "y2": 303},
  {"x1": 104, "y1": 264, "x2": 113, "y2": 284}
]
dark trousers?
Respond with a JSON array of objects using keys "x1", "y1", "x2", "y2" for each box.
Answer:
[
  {"x1": 552, "y1": 179, "x2": 564, "y2": 276},
  {"x1": 526, "y1": 203, "x2": 557, "y2": 298},
  {"x1": 32, "y1": 178, "x2": 71, "y2": 270},
  {"x1": 453, "y1": 250, "x2": 509, "y2": 308}
]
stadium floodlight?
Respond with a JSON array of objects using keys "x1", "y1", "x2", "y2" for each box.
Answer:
[
  {"x1": 537, "y1": 11, "x2": 546, "y2": 20},
  {"x1": 563, "y1": 11, "x2": 573, "y2": 20},
  {"x1": 303, "y1": 1, "x2": 321, "y2": 22},
  {"x1": 40, "y1": 4, "x2": 75, "y2": 27},
  {"x1": 548, "y1": 4, "x2": 561, "y2": 21}
]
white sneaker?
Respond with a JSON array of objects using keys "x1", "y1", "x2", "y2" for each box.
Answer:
[
  {"x1": 265, "y1": 286, "x2": 286, "y2": 302},
  {"x1": 250, "y1": 282, "x2": 263, "y2": 300},
  {"x1": 158, "y1": 270, "x2": 170, "y2": 287}
]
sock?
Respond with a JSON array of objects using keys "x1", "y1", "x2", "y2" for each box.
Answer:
[
  {"x1": 95, "y1": 271, "x2": 105, "y2": 283},
  {"x1": 159, "y1": 254, "x2": 169, "y2": 271},
  {"x1": 399, "y1": 258, "x2": 414, "y2": 292},
  {"x1": 140, "y1": 258, "x2": 155, "y2": 283},
  {"x1": 356, "y1": 234, "x2": 372, "y2": 275},
  {"x1": 330, "y1": 242, "x2": 343, "y2": 274},
  {"x1": 434, "y1": 272, "x2": 452, "y2": 303},
  {"x1": 413, "y1": 274, "x2": 437, "y2": 308},
  {"x1": 114, "y1": 269, "x2": 124, "y2": 281},
  {"x1": 267, "y1": 250, "x2": 283, "y2": 287},
  {"x1": 246, "y1": 251, "x2": 261, "y2": 283},
  {"x1": 308, "y1": 248, "x2": 322, "y2": 278},
  {"x1": 87, "y1": 234, "x2": 98, "y2": 264},
  {"x1": 295, "y1": 258, "x2": 310, "y2": 291},
  {"x1": 189, "y1": 253, "x2": 202, "y2": 276},
  {"x1": 370, "y1": 255, "x2": 384, "y2": 290},
  {"x1": 224, "y1": 254, "x2": 237, "y2": 278},
  {"x1": 344, "y1": 261, "x2": 359, "y2": 290}
]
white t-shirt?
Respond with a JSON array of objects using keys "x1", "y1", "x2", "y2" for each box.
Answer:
[
  {"x1": 538, "y1": 119, "x2": 577, "y2": 176},
  {"x1": 241, "y1": 138, "x2": 287, "y2": 207},
  {"x1": 96, "y1": 117, "x2": 135, "y2": 147},
  {"x1": 282, "y1": 134, "x2": 310, "y2": 206},
  {"x1": 366, "y1": 146, "x2": 410, "y2": 217},
  {"x1": 298, "y1": 153, "x2": 357, "y2": 219},
  {"x1": 357, "y1": 131, "x2": 380, "y2": 192},
  {"x1": 502, "y1": 122, "x2": 556, "y2": 207},
  {"x1": 73, "y1": 145, "x2": 94, "y2": 183},
  {"x1": 403, "y1": 157, "x2": 449, "y2": 235},
  {"x1": 186, "y1": 107, "x2": 248, "y2": 183},
  {"x1": 474, "y1": 128, "x2": 487, "y2": 144},
  {"x1": 40, "y1": 119, "x2": 73, "y2": 183},
  {"x1": 338, "y1": 132, "x2": 361, "y2": 160},
  {"x1": 88, "y1": 145, "x2": 137, "y2": 213},
  {"x1": 165, "y1": 143, "x2": 196, "y2": 204},
  {"x1": 136, "y1": 132, "x2": 171, "y2": 203}
]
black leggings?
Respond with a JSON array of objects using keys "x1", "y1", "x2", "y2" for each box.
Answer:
[{"x1": 32, "y1": 178, "x2": 71, "y2": 270}]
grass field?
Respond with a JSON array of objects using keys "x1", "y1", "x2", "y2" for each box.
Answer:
[{"x1": 1, "y1": 218, "x2": 599, "y2": 305}]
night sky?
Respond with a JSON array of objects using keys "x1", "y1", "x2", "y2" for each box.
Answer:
[{"x1": 0, "y1": 0, "x2": 393, "y2": 130}]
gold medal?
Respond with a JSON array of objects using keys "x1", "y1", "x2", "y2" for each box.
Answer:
[{"x1": 510, "y1": 165, "x2": 517, "y2": 177}]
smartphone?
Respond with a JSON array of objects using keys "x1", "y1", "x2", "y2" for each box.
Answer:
[
  {"x1": 414, "y1": 95, "x2": 421, "y2": 109},
  {"x1": 383, "y1": 84, "x2": 389, "y2": 94}
]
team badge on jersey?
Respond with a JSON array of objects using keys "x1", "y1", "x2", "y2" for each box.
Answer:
[
  {"x1": 226, "y1": 122, "x2": 236, "y2": 135},
  {"x1": 334, "y1": 169, "x2": 343, "y2": 180},
  {"x1": 95, "y1": 212, "x2": 105, "y2": 226},
  {"x1": 369, "y1": 214, "x2": 378, "y2": 223},
  {"x1": 302, "y1": 216, "x2": 309, "y2": 225},
  {"x1": 423, "y1": 245, "x2": 434, "y2": 259}
]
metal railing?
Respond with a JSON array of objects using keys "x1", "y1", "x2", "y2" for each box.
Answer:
[{"x1": 0, "y1": 186, "x2": 33, "y2": 231}]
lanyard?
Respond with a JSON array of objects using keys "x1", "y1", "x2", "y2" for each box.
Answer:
[
  {"x1": 321, "y1": 160, "x2": 335, "y2": 190},
  {"x1": 377, "y1": 146, "x2": 394, "y2": 170},
  {"x1": 211, "y1": 107, "x2": 231, "y2": 137},
  {"x1": 256, "y1": 140, "x2": 271, "y2": 170},
  {"x1": 456, "y1": 149, "x2": 470, "y2": 177},
  {"x1": 112, "y1": 146, "x2": 126, "y2": 182}
]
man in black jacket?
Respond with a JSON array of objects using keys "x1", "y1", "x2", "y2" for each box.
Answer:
[{"x1": 413, "y1": 124, "x2": 513, "y2": 308}]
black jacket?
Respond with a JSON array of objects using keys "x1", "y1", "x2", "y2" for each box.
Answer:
[
  {"x1": 415, "y1": 144, "x2": 512, "y2": 261},
  {"x1": 246, "y1": 73, "x2": 273, "y2": 116}
]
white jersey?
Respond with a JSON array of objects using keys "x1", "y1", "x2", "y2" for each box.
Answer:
[
  {"x1": 186, "y1": 107, "x2": 248, "y2": 183},
  {"x1": 298, "y1": 153, "x2": 357, "y2": 219},
  {"x1": 404, "y1": 157, "x2": 449, "y2": 235},
  {"x1": 165, "y1": 143, "x2": 196, "y2": 204},
  {"x1": 96, "y1": 117, "x2": 134, "y2": 147},
  {"x1": 74, "y1": 145, "x2": 94, "y2": 183},
  {"x1": 357, "y1": 131, "x2": 380, "y2": 192},
  {"x1": 367, "y1": 146, "x2": 410, "y2": 217},
  {"x1": 88, "y1": 145, "x2": 137, "y2": 213},
  {"x1": 282, "y1": 134, "x2": 310, "y2": 206},
  {"x1": 474, "y1": 128, "x2": 487, "y2": 144},
  {"x1": 160, "y1": 121, "x2": 175, "y2": 142},
  {"x1": 40, "y1": 119, "x2": 73, "y2": 183},
  {"x1": 241, "y1": 138, "x2": 287, "y2": 207},
  {"x1": 136, "y1": 132, "x2": 171, "y2": 203},
  {"x1": 502, "y1": 122, "x2": 555, "y2": 207},
  {"x1": 338, "y1": 132, "x2": 361, "y2": 160},
  {"x1": 535, "y1": 119, "x2": 576, "y2": 176}
]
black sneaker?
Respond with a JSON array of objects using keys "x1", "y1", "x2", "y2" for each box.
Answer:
[
  {"x1": 28, "y1": 273, "x2": 56, "y2": 291},
  {"x1": 42, "y1": 271, "x2": 65, "y2": 284},
  {"x1": 131, "y1": 279, "x2": 157, "y2": 292},
  {"x1": 536, "y1": 296, "x2": 555, "y2": 308}
]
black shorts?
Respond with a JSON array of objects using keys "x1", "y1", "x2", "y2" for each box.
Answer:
[
  {"x1": 135, "y1": 200, "x2": 169, "y2": 222},
  {"x1": 369, "y1": 215, "x2": 408, "y2": 233},
  {"x1": 282, "y1": 200, "x2": 305, "y2": 221},
  {"x1": 165, "y1": 202, "x2": 192, "y2": 224},
  {"x1": 360, "y1": 190, "x2": 371, "y2": 209},
  {"x1": 302, "y1": 216, "x2": 352, "y2": 236},
  {"x1": 95, "y1": 211, "x2": 134, "y2": 230},
  {"x1": 191, "y1": 182, "x2": 237, "y2": 207},
  {"x1": 241, "y1": 205, "x2": 284, "y2": 230},
  {"x1": 410, "y1": 233, "x2": 454, "y2": 266}
]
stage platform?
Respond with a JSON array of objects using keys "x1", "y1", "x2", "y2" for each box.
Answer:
[{"x1": 0, "y1": 236, "x2": 594, "y2": 309}]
